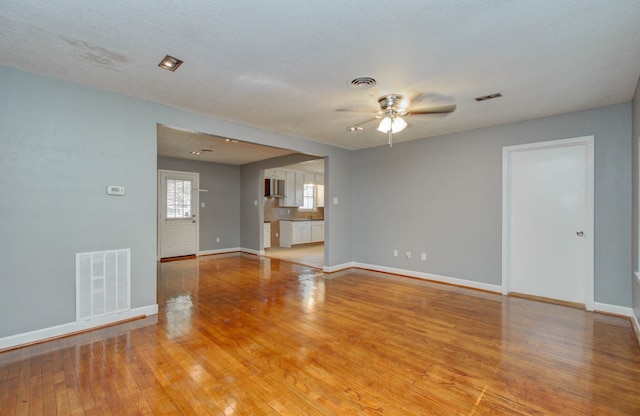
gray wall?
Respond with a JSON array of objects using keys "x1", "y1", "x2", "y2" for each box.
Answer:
[
  {"x1": 0, "y1": 66, "x2": 353, "y2": 339},
  {"x1": 0, "y1": 67, "x2": 158, "y2": 337},
  {"x1": 157, "y1": 157, "x2": 241, "y2": 251},
  {"x1": 632, "y1": 76, "x2": 640, "y2": 321},
  {"x1": 353, "y1": 103, "x2": 632, "y2": 306}
]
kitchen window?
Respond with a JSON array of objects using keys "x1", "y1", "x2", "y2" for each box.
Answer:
[{"x1": 300, "y1": 183, "x2": 316, "y2": 211}]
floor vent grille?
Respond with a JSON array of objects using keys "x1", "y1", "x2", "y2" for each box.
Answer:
[{"x1": 76, "y1": 249, "x2": 131, "y2": 321}]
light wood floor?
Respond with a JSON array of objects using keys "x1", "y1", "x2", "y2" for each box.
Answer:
[
  {"x1": 264, "y1": 243, "x2": 324, "y2": 269},
  {"x1": 2, "y1": 253, "x2": 640, "y2": 415}
]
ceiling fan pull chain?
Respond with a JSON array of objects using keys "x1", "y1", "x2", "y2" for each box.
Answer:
[{"x1": 388, "y1": 128, "x2": 393, "y2": 147}]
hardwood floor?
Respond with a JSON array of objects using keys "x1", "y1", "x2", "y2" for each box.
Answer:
[{"x1": 1, "y1": 253, "x2": 640, "y2": 415}]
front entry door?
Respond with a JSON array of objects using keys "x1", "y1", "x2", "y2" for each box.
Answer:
[
  {"x1": 502, "y1": 136, "x2": 594, "y2": 309},
  {"x1": 158, "y1": 170, "x2": 199, "y2": 259}
]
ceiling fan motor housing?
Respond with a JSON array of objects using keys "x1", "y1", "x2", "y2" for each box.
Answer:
[{"x1": 378, "y1": 94, "x2": 408, "y2": 117}]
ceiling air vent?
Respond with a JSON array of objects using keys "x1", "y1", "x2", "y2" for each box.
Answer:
[{"x1": 349, "y1": 77, "x2": 377, "y2": 89}]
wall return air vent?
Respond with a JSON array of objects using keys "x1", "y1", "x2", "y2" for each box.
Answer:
[{"x1": 76, "y1": 249, "x2": 131, "y2": 321}]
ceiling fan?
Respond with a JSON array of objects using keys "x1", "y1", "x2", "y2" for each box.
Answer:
[{"x1": 343, "y1": 94, "x2": 456, "y2": 146}]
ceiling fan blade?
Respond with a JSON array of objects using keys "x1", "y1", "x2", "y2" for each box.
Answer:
[
  {"x1": 346, "y1": 117, "x2": 378, "y2": 130},
  {"x1": 335, "y1": 108, "x2": 374, "y2": 113},
  {"x1": 408, "y1": 104, "x2": 457, "y2": 115}
]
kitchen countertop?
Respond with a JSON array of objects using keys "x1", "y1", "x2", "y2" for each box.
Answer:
[{"x1": 280, "y1": 219, "x2": 324, "y2": 222}]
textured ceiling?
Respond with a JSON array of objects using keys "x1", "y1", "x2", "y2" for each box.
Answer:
[{"x1": 2, "y1": 0, "x2": 640, "y2": 155}]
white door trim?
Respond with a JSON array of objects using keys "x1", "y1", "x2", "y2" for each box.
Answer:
[
  {"x1": 157, "y1": 169, "x2": 200, "y2": 260},
  {"x1": 501, "y1": 136, "x2": 595, "y2": 310}
]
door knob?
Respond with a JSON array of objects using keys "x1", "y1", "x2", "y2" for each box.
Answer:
[{"x1": 576, "y1": 231, "x2": 584, "y2": 236}]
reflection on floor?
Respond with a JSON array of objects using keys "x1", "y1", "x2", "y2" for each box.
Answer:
[{"x1": 265, "y1": 243, "x2": 324, "y2": 269}]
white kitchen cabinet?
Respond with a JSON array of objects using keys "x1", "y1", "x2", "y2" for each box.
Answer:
[
  {"x1": 311, "y1": 221, "x2": 324, "y2": 242},
  {"x1": 280, "y1": 221, "x2": 292, "y2": 247},
  {"x1": 264, "y1": 169, "x2": 285, "y2": 180},
  {"x1": 263, "y1": 222, "x2": 271, "y2": 248},
  {"x1": 293, "y1": 221, "x2": 312, "y2": 244},
  {"x1": 302, "y1": 173, "x2": 324, "y2": 185},
  {"x1": 282, "y1": 170, "x2": 304, "y2": 207},
  {"x1": 281, "y1": 220, "x2": 319, "y2": 247},
  {"x1": 316, "y1": 184, "x2": 325, "y2": 208}
]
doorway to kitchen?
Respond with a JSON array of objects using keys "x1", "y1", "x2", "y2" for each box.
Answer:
[{"x1": 263, "y1": 159, "x2": 325, "y2": 269}]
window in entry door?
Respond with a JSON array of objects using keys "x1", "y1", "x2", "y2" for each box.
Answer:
[{"x1": 166, "y1": 178, "x2": 192, "y2": 219}]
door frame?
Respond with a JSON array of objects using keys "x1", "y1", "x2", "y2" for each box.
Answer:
[
  {"x1": 157, "y1": 169, "x2": 200, "y2": 260},
  {"x1": 501, "y1": 136, "x2": 595, "y2": 310}
]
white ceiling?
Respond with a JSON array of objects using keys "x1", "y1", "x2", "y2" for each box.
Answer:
[{"x1": 2, "y1": 0, "x2": 640, "y2": 157}]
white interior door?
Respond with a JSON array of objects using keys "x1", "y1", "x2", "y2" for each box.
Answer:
[
  {"x1": 503, "y1": 136, "x2": 594, "y2": 309},
  {"x1": 158, "y1": 170, "x2": 199, "y2": 259}
]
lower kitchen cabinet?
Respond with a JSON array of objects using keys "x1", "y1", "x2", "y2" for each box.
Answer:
[
  {"x1": 294, "y1": 221, "x2": 312, "y2": 244},
  {"x1": 263, "y1": 222, "x2": 271, "y2": 249},
  {"x1": 280, "y1": 220, "x2": 323, "y2": 248},
  {"x1": 311, "y1": 221, "x2": 324, "y2": 242}
]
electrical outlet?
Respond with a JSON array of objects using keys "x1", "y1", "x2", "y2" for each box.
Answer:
[
  {"x1": 216, "y1": 237, "x2": 220, "y2": 243},
  {"x1": 393, "y1": 250, "x2": 398, "y2": 257},
  {"x1": 406, "y1": 251, "x2": 411, "y2": 259},
  {"x1": 421, "y1": 253, "x2": 427, "y2": 261},
  {"x1": 275, "y1": 232, "x2": 279, "y2": 238}
]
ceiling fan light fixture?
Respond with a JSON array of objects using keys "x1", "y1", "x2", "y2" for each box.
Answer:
[
  {"x1": 377, "y1": 116, "x2": 407, "y2": 134},
  {"x1": 376, "y1": 117, "x2": 391, "y2": 133}
]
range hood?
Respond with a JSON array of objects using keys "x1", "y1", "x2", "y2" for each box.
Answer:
[{"x1": 264, "y1": 178, "x2": 285, "y2": 198}]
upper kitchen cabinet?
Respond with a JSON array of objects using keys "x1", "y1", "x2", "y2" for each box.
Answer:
[
  {"x1": 316, "y1": 184, "x2": 325, "y2": 208},
  {"x1": 282, "y1": 170, "x2": 304, "y2": 207},
  {"x1": 266, "y1": 160, "x2": 324, "y2": 208},
  {"x1": 303, "y1": 173, "x2": 324, "y2": 185},
  {"x1": 264, "y1": 169, "x2": 285, "y2": 180}
]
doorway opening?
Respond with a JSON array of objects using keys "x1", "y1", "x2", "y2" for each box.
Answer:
[
  {"x1": 263, "y1": 159, "x2": 325, "y2": 269},
  {"x1": 156, "y1": 123, "x2": 328, "y2": 269}
]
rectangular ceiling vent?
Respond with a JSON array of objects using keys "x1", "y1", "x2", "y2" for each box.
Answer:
[
  {"x1": 475, "y1": 93, "x2": 503, "y2": 102},
  {"x1": 76, "y1": 249, "x2": 131, "y2": 321}
]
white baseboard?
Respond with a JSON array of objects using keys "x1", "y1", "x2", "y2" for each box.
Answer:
[
  {"x1": 0, "y1": 304, "x2": 158, "y2": 352},
  {"x1": 594, "y1": 302, "x2": 634, "y2": 317},
  {"x1": 199, "y1": 247, "x2": 243, "y2": 256},
  {"x1": 331, "y1": 262, "x2": 500, "y2": 293},
  {"x1": 632, "y1": 311, "x2": 640, "y2": 343},
  {"x1": 323, "y1": 262, "x2": 357, "y2": 273},
  {"x1": 240, "y1": 247, "x2": 262, "y2": 256}
]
